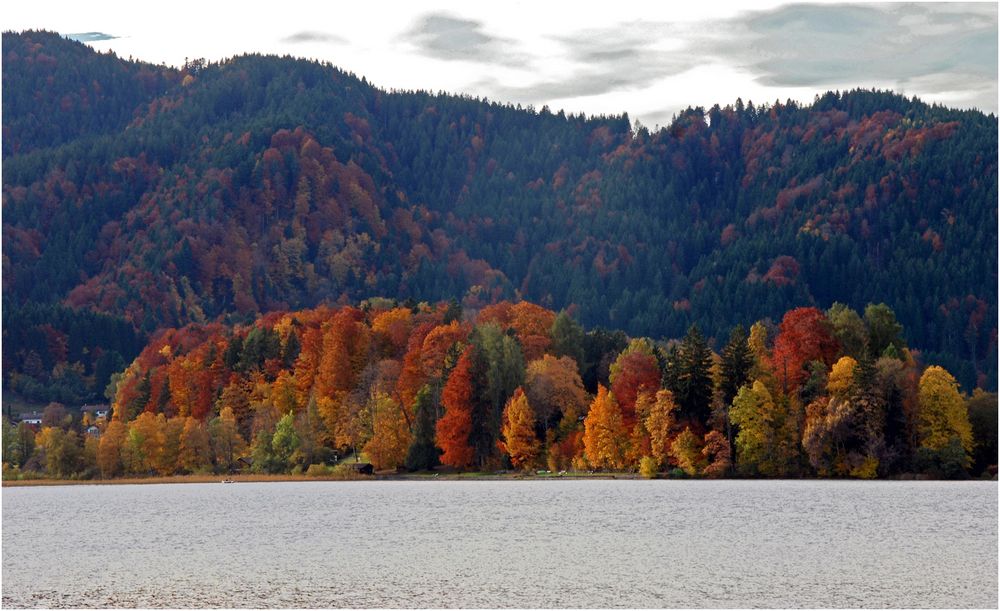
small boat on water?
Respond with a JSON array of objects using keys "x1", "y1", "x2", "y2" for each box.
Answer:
[{"x1": 221, "y1": 479, "x2": 236, "y2": 484}]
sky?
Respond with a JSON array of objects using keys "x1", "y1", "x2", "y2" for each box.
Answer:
[{"x1": 3, "y1": 1, "x2": 997, "y2": 128}]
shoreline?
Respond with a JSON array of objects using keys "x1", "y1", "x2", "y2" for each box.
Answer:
[
  {"x1": 1, "y1": 472, "x2": 641, "y2": 487},
  {"x1": 4, "y1": 472, "x2": 992, "y2": 487}
]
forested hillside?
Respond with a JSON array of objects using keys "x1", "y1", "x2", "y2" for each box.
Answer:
[{"x1": 3, "y1": 30, "x2": 997, "y2": 405}]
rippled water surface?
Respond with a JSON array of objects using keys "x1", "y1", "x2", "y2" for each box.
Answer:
[{"x1": 2, "y1": 480, "x2": 996, "y2": 608}]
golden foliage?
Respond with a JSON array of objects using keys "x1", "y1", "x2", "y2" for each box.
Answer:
[
  {"x1": 827, "y1": 356, "x2": 858, "y2": 396},
  {"x1": 918, "y1": 366, "x2": 973, "y2": 455},
  {"x1": 499, "y1": 388, "x2": 541, "y2": 471},
  {"x1": 583, "y1": 385, "x2": 627, "y2": 470}
]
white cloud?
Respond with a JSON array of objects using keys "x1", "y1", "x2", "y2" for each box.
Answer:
[{"x1": 3, "y1": 1, "x2": 996, "y2": 126}]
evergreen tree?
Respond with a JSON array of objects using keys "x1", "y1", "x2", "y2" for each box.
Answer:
[
  {"x1": 671, "y1": 325, "x2": 714, "y2": 425},
  {"x1": 405, "y1": 385, "x2": 441, "y2": 471},
  {"x1": 282, "y1": 330, "x2": 301, "y2": 369},
  {"x1": 550, "y1": 311, "x2": 585, "y2": 371},
  {"x1": 720, "y1": 325, "x2": 752, "y2": 407}
]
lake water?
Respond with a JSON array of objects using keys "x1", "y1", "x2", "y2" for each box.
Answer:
[{"x1": 2, "y1": 480, "x2": 996, "y2": 608}]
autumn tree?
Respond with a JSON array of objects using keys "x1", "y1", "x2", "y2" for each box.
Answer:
[
  {"x1": 436, "y1": 346, "x2": 475, "y2": 468},
  {"x1": 916, "y1": 366, "x2": 973, "y2": 475},
  {"x1": 608, "y1": 339, "x2": 661, "y2": 426},
  {"x1": 670, "y1": 427, "x2": 705, "y2": 476},
  {"x1": 363, "y1": 392, "x2": 412, "y2": 470},
  {"x1": 96, "y1": 420, "x2": 127, "y2": 477},
  {"x1": 292, "y1": 392, "x2": 331, "y2": 467},
  {"x1": 421, "y1": 320, "x2": 468, "y2": 380},
  {"x1": 499, "y1": 388, "x2": 540, "y2": 470},
  {"x1": 42, "y1": 402, "x2": 70, "y2": 429},
  {"x1": 209, "y1": 406, "x2": 246, "y2": 472},
  {"x1": 644, "y1": 389, "x2": 678, "y2": 468},
  {"x1": 371, "y1": 307, "x2": 413, "y2": 357},
  {"x1": 158, "y1": 415, "x2": 185, "y2": 475},
  {"x1": 730, "y1": 380, "x2": 798, "y2": 476},
  {"x1": 315, "y1": 307, "x2": 370, "y2": 399},
  {"x1": 771, "y1": 308, "x2": 840, "y2": 393},
  {"x1": 827, "y1": 356, "x2": 858, "y2": 397},
  {"x1": 583, "y1": 385, "x2": 627, "y2": 470},
  {"x1": 524, "y1": 355, "x2": 589, "y2": 430},
  {"x1": 125, "y1": 411, "x2": 165, "y2": 475},
  {"x1": 396, "y1": 322, "x2": 436, "y2": 414},
  {"x1": 701, "y1": 430, "x2": 732, "y2": 477},
  {"x1": 179, "y1": 416, "x2": 212, "y2": 473},
  {"x1": 34, "y1": 426, "x2": 82, "y2": 478},
  {"x1": 803, "y1": 396, "x2": 868, "y2": 477},
  {"x1": 508, "y1": 301, "x2": 556, "y2": 361},
  {"x1": 218, "y1": 381, "x2": 252, "y2": 442},
  {"x1": 292, "y1": 325, "x2": 324, "y2": 408}
]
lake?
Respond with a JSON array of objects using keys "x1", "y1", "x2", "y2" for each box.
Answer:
[{"x1": 2, "y1": 480, "x2": 996, "y2": 608}]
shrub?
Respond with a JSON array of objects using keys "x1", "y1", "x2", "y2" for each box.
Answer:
[{"x1": 639, "y1": 456, "x2": 659, "y2": 479}]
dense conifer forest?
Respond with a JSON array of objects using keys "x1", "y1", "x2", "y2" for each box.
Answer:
[{"x1": 2, "y1": 31, "x2": 997, "y2": 454}]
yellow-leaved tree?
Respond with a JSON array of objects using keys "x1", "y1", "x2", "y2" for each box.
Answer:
[
  {"x1": 499, "y1": 387, "x2": 540, "y2": 471},
  {"x1": 730, "y1": 380, "x2": 776, "y2": 476},
  {"x1": 179, "y1": 416, "x2": 212, "y2": 473},
  {"x1": 827, "y1": 356, "x2": 858, "y2": 397},
  {"x1": 670, "y1": 427, "x2": 705, "y2": 476},
  {"x1": 917, "y1": 366, "x2": 973, "y2": 470},
  {"x1": 209, "y1": 406, "x2": 246, "y2": 473},
  {"x1": 126, "y1": 411, "x2": 165, "y2": 475},
  {"x1": 363, "y1": 392, "x2": 412, "y2": 471}
]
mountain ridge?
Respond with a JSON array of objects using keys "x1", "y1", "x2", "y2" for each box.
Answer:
[{"x1": 2, "y1": 29, "x2": 996, "y2": 400}]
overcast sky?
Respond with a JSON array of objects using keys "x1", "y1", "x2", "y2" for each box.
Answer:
[{"x1": 4, "y1": 1, "x2": 996, "y2": 128}]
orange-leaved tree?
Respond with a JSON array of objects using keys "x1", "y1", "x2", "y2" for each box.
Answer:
[
  {"x1": 771, "y1": 307, "x2": 839, "y2": 393},
  {"x1": 583, "y1": 384, "x2": 627, "y2": 470},
  {"x1": 701, "y1": 430, "x2": 732, "y2": 477},
  {"x1": 499, "y1": 387, "x2": 540, "y2": 470},
  {"x1": 421, "y1": 320, "x2": 468, "y2": 380},
  {"x1": 436, "y1": 346, "x2": 475, "y2": 468},
  {"x1": 509, "y1": 301, "x2": 556, "y2": 361},
  {"x1": 644, "y1": 389, "x2": 678, "y2": 468},
  {"x1": 609, "y1": 340, "x2": 661, "y2": 427},
  {"x1": 396, "y1": 321, "x2": 436, "y2": 413}
]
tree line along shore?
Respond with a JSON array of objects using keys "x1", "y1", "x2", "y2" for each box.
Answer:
[{"x1": 4, "y1": 298, "x2": 997, "y2": 483}]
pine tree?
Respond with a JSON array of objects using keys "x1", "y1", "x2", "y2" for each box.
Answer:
[
  {"x1": 672, "y1": 325, "x2": 714, "y2": 425},
  {"x1": 550, "y1": 311, "x2": 585, "y2": 371},
  {"x1": 720, "y1": 325, "x2": 752, "y2": 407},
  {"x1": 405, "y1": 385, "x2": 441, "y2": 471}
]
